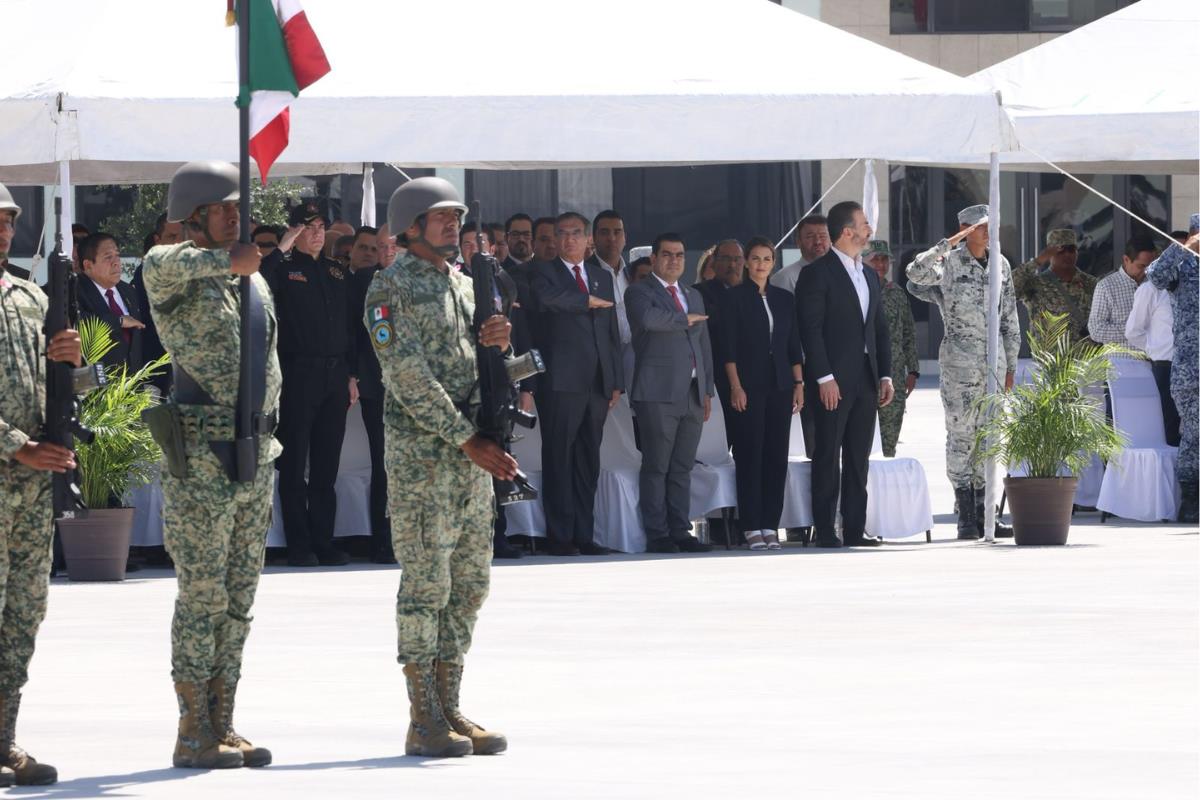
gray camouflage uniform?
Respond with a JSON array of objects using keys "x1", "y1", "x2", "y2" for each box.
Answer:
[
  {"x1": 907, "y1": 241, "x2": 1020, "y2": 488},
  {"x1": 1147, "y1": 240, "x2": 1198, "y2": 488}
]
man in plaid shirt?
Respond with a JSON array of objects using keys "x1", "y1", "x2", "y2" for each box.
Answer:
[{"x1": 1088, "y1": 236, "x2": 1159, "y2": 346}]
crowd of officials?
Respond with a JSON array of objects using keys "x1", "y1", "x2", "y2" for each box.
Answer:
[{"x1": 43, "y1": 200, "x2": 1200, "y2": 567}]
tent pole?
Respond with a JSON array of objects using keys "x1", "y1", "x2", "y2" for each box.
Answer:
[
  {"x1": 361, "y1": 163, "x2": 375, "y2": 227},
  {"x1": 57, "y1": 160, "x2": 73, "y2": 262},
  {"x1": 984, "y1": 152, "x2": 1002, "y2": 544}
]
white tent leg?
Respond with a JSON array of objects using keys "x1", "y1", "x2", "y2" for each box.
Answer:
[
  {"x1": 57, "y1": 160, "x2": 74, "y2": 262},
  {"x1": 361, "y1": 162, "x2": 375, "y2": 227},
  {"x1": 984, "y1": 152, "x2": 1002, "y2": 543}
]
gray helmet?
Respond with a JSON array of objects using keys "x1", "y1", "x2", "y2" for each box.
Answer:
[
  {"x1": 0, "y1": 181, "x2": 21, "y2": 221},
  {"x1": 167, "y1": 160, "x2": 240, "y2": 222},
  {"x1": 387, "y1": 177, "x2": 468, "y2": 235}
]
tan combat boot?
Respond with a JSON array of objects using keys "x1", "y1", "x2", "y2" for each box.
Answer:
[
  {"x1": 0, "y1": 765, "x2": 13, "y2": 787},
  {"x1": 208, "y1": 677, "x2": 272, "y2": 767},
  {"x1": 436, "y1": 661, "x2": 507, "y2": 755},
  {"x1": 402, "y1": 662, "x2": 473, "y2": 758},
  {"x1": 0, "y1": 692, "x2": 57, "y2": 785},
  {"x1": 172, "y1": 682, "x2": 243, "y2": 769}
]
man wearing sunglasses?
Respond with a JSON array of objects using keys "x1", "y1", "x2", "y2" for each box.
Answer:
[{"x1": 1014, "y1": 228, "x2": 1098, "y2": 343}]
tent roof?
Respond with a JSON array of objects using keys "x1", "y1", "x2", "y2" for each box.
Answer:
[
  {"x1": 0, "y1": 0, "x2": 1014, "y2": 184},
  {"x1": 968, "y1": 0, "x2": 1199, "y2": 174}
]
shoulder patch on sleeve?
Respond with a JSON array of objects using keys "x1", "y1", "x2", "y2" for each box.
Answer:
[{"x1": 368, "y1": 301, "x2": 393, "y2": 350}]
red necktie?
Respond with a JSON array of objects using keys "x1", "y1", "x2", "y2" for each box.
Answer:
[
  {"x1": 572, "y1": 265, "x2": 588, "y2": 294},
  {"x1": 106, "y1": 288, "x2": 131, "y2": 345},
  {"x1": 667, "y1": 286, "x2": 696, "y2": 370}
]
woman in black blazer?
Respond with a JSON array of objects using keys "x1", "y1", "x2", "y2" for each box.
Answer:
[{"x1": 721, "y1": 237, "x2": 805, "y2": 550}]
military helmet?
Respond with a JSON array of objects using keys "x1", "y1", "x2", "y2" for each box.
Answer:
[
  {"x1": 167, "y1": 161, "x2": 240, "y2": 223},
  {"x1": 0, "y1": 181, "x2": 21, "y2": 221},
  {"x1": 387, "y1": 177, "x2": 468, "y2": 235}
]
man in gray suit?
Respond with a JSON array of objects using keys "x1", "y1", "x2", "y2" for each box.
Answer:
[{"x1": 625, "y1": 233, "x2": 715, "y2": 554}]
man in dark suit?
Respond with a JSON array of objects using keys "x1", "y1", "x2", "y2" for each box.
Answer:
[
  {"x1": 131, "y1": 213, "x2": 184, "y2": 397},
  {"x1": 797, "y1": 201, "x2": 894, "y2": 548},
  {"x1": 531, "y1": 212, "x2": 623, "y2": 556},
  {"x1": 626, "y1": 233, "x2": 714, "y2": 554},
  {"x1": 77, "y1": 233, "x2": 146, "y2": 373}
]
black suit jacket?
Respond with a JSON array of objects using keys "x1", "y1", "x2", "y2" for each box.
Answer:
[
  {"x1": 462, "y1": 258, "x2": 535, "y2": 392},
  {"x1": 78, "y1": 278, "x2": 144, "y2": 372},
  {"x1": 348, "y1": 266, "x2": 385, "y2": 399},
  {"x1": 796, "y1": 250, "x2": 890, "y2": 389},
  {"x1": 131, "y1": 263, "x2": 170, "y2": 395},
  {"x1": 721, "y1": 280, "x2": 803, "y2": 394},
  {"x1": 530, "y1": 258, "x2": 623, "y2": 395}
]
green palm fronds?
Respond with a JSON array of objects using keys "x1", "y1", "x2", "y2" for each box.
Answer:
[
  {"x1": 74, "y1": 320, "x2": 171, "y2": 508},
  {"x1": 974, "y1": 312, "x2": 1135, "y2": 478}
]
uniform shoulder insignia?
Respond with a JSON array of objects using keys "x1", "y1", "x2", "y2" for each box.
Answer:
[
  {"x1": 328, "y1": 265, "x2": 345, "y2": 280},
  {"x1": 368, "y1": 301, "x2": 393, "y2": 350}
]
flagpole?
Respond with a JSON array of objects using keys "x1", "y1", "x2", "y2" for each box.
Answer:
[{"x1": 235, "y1": 0, "x2": 256, "y2": 482}]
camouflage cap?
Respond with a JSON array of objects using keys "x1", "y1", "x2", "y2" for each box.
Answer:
[
  {"x1": 863, "y1": 240, "x2": 891, "y2": 258},
  {"x1": 288, "y1": 199, "x2": 327, "y2": 227},
  {"x1": 1046, "y1": 228, "x2": 1077, "y2": 248},
  {"x1": 1189, "y1": 212, "x2": 1198, "y2": 234},
  {"x1": 956, "y1": 204, "x2": 988, "y2": 226}
]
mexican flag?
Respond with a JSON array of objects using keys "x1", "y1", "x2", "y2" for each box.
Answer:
[{"x1": 234, "y1": 0, "x2": 330, "y2": 182}]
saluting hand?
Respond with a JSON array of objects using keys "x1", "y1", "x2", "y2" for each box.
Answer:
[
  {"x1": 686, "y1": 313, "x2": 708, "y2": 326},
  {"x1": 587, "y1": 296, "x2": 613, "y2": 309},
  {"x1": 947, "y1": 221, "x2": 984, "y2": 247}
]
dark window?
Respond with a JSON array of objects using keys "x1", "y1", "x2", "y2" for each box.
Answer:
[
  {"x1": 6, "y1": 186, "x2": 44, "y2": 258},
  {"x1": 889, "y1": 0, "x2": 1137, "y2": 33}
]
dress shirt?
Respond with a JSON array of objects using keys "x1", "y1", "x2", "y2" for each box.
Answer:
[
  {"x1": 1124, "y1": 281, "x2": 1175, "y2": 361},
  {"x1": 92, "y1": 279, "x2": 129, "y2": 315},
  {"x1": 816, "y1": 248, "x2": 890, "y2": 386},
  {"x1": 769, "y1": 256, "x2": 812, "y2": 294},
  {"x1": 561, "y1": 258, "x2": 590, "y2": 290},
  {"x1": 653, "y1": 273, "x2": 696, "y2": 378},
  {"x1": 596, "y1": 254, "x2": 631, "y2": 344},
  {"x1": 1088, "y1": 266, "x2": 1140, "y2": 345},
  {"x1": 761, "y1": 293, "x2": 774, "y2": 336}
]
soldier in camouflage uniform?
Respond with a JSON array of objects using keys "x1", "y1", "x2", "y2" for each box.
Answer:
[
  {"x1": 0, "y1": 183, "x2": 81, "y2": 787},
  {"x1": 864, "y1": 241, "x2": 918, "y2": 457},
  {"x1": 1013, "y1": 228, "x2": 1098, "y2": 343},
  {"x1": 366, "y1": 178, "x2": 516, "y2": 758},
  {"x1": 142, "y1": 162, "x2": 280, "y2": 771},
  {"x1": 906, "y1": 204, "x2": 1020, "y2": 540},
  {"x1": 1147, "y1": 214, "x2": 1199, "y2": 524}
]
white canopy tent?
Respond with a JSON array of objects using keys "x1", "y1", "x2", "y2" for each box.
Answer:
[
  {"x1": 0, "y1": 0, "x2": 1015, "y2": 184},
  {"x1": 967, "y1": 0, "x2": 1199, "y2": 175}
]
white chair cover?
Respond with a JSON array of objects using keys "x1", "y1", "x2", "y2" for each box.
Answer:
[
  {"x1": 780, "y1": 412, "x2": 813, "y2": 528},
  {"x1": 866, "y1": 414, "x2": 934, "y2": 539},
  {"x1": 594, "y1": 397, "x2": 646, "y2": 553},
  {"x1": 504, "y1": 400, "x2": 546, "y2": 538},
  {"x1": 690, "y1": 393, "x2": 737, "y2": 519},
  {"x1": 1097, "y1": 356, "x2": 1180, "y2": 521},
  {"x1": 126, "y1": 464, "x2": 164, "y2": 547}
]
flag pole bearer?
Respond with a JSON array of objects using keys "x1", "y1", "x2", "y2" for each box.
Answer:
[{"x1": 236, "y1": 0, "x2": 257, "y2": 482}]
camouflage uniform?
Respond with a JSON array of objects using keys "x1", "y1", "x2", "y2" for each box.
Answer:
[
  {"x1": 142, "y1": 242, "x2": 281, "y2": 684},
  {"x1": 877, "y1": 282, "x2": 918, "y2": 457},
  {"x1": 1013, "y1": 229, "x2": 1098, "y2": 342},
  {"x1": 364, "y1": 251, "x2": 493, "y2": 665},
  {"x1": 906, "y1": 240, "x2": 1020, "y2": 489},
  {"x1": 0, "y1": 270, "x2": 53, "y2": 698},
  {"x1": 1147, "y1": 239, "x2": 1198, "y2": 491}
]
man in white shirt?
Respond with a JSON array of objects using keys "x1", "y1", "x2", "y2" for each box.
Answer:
[
  {"x1": 1125, "y1": 279, "x2": 1179, "y2": 446},
  {"x1": 770, "y1": 214, "x2": 830, "y2": 294},
  {"x1": 1089, "y1": 236, "x2": 1157, "y2": 346}
]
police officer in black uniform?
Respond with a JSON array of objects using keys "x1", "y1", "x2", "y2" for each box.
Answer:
[{"x1": 264, "y1": 200, "x2": 357, "y2": 566}]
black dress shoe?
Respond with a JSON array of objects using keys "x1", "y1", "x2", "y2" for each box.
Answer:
[
  {"x1": 785, "y1": 527, "x2": 811, "y2": 543},
  {"x1": 815, "y1": 539, "x2": 843, "y2": 548},
  {"x1": 645, "y1": 537, "x2": 680, "y2": 554},
  {"x1": 492, "y1": 537, "x2": 524, "y2": 559},
  {"x1": 314, "y1": 545, "x2": 350, "y2": 566},
  {"x1": 845, "y1": 534, "x2": 883, "y2": 547},
  {"x1": 548, "y1": 541, "x2": 580, "y2": 556},
  {"x1": 287, "y1": 550, "x2": 320, "y2": 567},
  {"x1": 673, "y1": 537, "x2": 712, "y2": 553},
  {"x1": 578, "y1": 542, "x2": 612, "y2": 556}
]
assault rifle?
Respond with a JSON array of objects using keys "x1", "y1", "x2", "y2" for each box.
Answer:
[
  {"x1": 470, "y1": 202, "x2": 544, "y2": 505},
  {"x1": 44, "y1": 198, "x2": 105, "y2": 520}
]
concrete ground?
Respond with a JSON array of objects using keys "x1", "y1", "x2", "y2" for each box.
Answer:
[{"x1": 14, "y1": 380, "x2": 1199, "y2": 800}]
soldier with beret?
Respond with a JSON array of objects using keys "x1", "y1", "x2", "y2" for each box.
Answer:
[
  {"x1": 1013, "y1": 228, "x2": 1099, "y2": 343},
  {"x1": 264, "y1": 200, "x2": 358, "y2": 567}
]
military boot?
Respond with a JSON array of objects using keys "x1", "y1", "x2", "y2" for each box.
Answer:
[
  {"x1": 208, "y1": 677, "x2": 272, "y2": 767},
  {"x1": 1178, "y1": 481, "x2": 1199, "y2": 524},
  {"x1": 0, "y1": 693, "x2": 57, "y2": 785},
  {"x1": 975, "y1": 487, "x2": 1014, "y2": 538},
  {"x1": 955, "y1": 486, "x2": 979, "y2": 539},
  {"x1": 402, "y1": 662, "x2": 473, "y2": 758},
  {"x1": 172, "y1": 682, "x2": 243, "y2": 769},
  {"x1": 436, "y1": 661, "x2": 508, "y2": 755}
]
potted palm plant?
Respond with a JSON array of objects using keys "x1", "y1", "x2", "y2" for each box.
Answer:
[
  {"x1": 974, "y1": 312, "x2": 1132, "y2": 545},
  {"x1": 57, "y1": 317, "x2": 169, "y2": 580}
]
